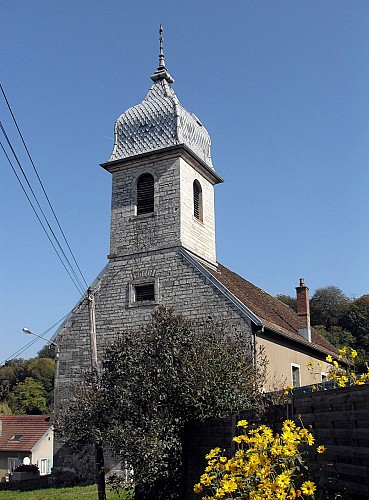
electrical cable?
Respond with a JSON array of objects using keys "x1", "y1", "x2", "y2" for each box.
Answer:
[
  {"x1": 0, "y1": 313, "x2": 71, "y2": 365},
  {"x1": 0, "y1": 139, "x2": 85, "y2": 296},
  {"x1": 0, "y1": 122, "x2": 86, "y2": 294},
  {"x1": 0, "y1": 84, "x2": 88, "y2": 289}
]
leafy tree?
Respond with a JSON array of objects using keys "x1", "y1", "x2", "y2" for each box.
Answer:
[
  {"x1": 7, "y1": 377, "x2": 48, "y2": 415},
  {"x1": 275, "y1": 294, "x2": 296, "y2": 311},
  {"x1": 340, "y1": 295, "x2": 369, "y2": 351},
  {"x1": 0, "y1": 401, "x2": 12, "y2": 415},
  {"x1": 314, "y1": 325, "x2": 356, "y2": 350},
  {"x1": 26, "y1": 358, "x2": 55, "y2": 406},
  {"x1": 0, "y1": 365, "x2": 17, "y2": 400},
  {"x1": 310, "y1": 286, "x2": 351, "y2": 329},
  {"x1": 0, "y1": 356, "x2": 55, "y2": 414},
  {"x1": 57, "y1": 306, "x2": 263, "y2": 500},
  {"x1": 37, "y1": 344, "x2": 56, "y2": 359}
]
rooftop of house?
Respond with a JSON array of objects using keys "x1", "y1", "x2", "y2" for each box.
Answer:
[
  {"x1": 207, "y1": 262, "x2": 337, "y2": 356},
  {"x1": 0, "y1": 415, "x2": 51, "y2": 452}
]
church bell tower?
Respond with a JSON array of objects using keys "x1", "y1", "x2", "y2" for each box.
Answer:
[{"x1": 100, "y1": 27, "x2": 223, "y2": 267}]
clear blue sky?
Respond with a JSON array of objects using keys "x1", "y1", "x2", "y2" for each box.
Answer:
[{"x1": 1, "y1": 0, "x2": 369, "y2": 362}]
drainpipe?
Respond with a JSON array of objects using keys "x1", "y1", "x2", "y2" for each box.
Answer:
[{"x1": 252, "y1": 325, "x2": 264, "y2": 389}]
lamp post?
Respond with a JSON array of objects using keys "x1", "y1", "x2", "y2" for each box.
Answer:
[{"x1": 22, "y1": 328, "x2": 60, "y2": 384}]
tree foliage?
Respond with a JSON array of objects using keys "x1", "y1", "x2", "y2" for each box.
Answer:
[
  {"x1": 0, "y1": 353, "x2": 55, "y2": 415},
  {"x1": 57, "y1": 306, "x2": 263, "y2": 499},
  {"x1": 7, "y1": 377, "x2": 48, "y2": 414},
  {"x1": 340, "y1": 295, "x2": 369, "y2": 351},
  {"x1": 310, "y1": 286, "x2": 351, "y2": 329},
  {"x1": 275, "y1": 295, "x2": 296, "y2": 311},
  {"x1": 314, "y1": 325, "x2": 356, "y2": 350}
]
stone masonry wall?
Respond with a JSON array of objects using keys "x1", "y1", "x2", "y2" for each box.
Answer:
[
  {"x1": 54, "y1": 248, "x2": 253, "y2": 472},
  {"x1": 56, "y1": 249, "x2": 253, "y2": 408},
  {"x1": 179, "y1": 158, "x2": 216, "y2": 265},
  {"x1": 109, "y1": 156, "x2": 182, "y2": 258}
]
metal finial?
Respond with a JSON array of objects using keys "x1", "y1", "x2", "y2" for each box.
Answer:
[
  {"x1": 150, "y1": 24, "x2": 174, "y2": 84},
  {"x1": 159, "y1": 25, "x2": 165, "y2": 69}
]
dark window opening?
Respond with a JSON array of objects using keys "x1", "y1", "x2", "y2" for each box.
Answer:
[
  {"x1": 137, "y1": 174, "x2": 154, "y2": 215},
  {"x1": 135, "y1": 283, "x2": 155, "y2": 302},
  {"x1": 193, "y1": 180, "x2": 203, "y2": 221}
]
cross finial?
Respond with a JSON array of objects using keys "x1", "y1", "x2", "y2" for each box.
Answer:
[{"x1": 151, "y1": 25, "x2": 174, "y2": 84}]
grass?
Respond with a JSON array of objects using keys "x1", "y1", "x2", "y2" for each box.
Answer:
[{"x1": 0, "y1": 484, "x2": 129, "y2": 500}]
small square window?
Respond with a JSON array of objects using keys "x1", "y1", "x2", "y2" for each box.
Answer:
[{"x1": 134, "y1": 283, "x2": 155, "y2": 302}]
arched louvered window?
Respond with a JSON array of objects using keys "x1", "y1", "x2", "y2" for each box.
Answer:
[
  {"x1": 137, "y1": 173, "x2": 154, "y2": 215},
  {"x1": 193, "y1": 180, "x2": 203, "y2": 221}
]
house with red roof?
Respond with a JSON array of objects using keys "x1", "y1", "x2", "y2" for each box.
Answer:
[{"x1": 0, "y1": 415, "x2": 53, "y2": 482}]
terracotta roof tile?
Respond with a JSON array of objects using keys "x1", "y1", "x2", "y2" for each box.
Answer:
[
  {"x1": 0, "y1": 415, "x2": 51, "y2": 452},
  {"x1": 207, "y1": 263, "x2": 337, "y2": 356}
]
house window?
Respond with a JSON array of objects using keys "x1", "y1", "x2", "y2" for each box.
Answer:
[
  {"x1": 137, "y1": 173, "x2": 154, "y2": 215},
  {"x1": 10, "y1": 434, "x2": 23, "y2": 441},
  {"x1": 291, "y1": 364, "x2": 301, "y2": 388},
  {"x1": 134, "y1": 283, "x2": 155, "y2": 302},
  {"x1": 193, "y1": 180, "x2": 203, "y2": 221},
  {"x1": 321, "y1": 373, "x2": 327, "y2": 382},
  {"x1": 8, "y1": 458, "x2": 21, "y2": 473},
  {"x1": 39, "y1": 458, "x2": 51, "y2": 475}
]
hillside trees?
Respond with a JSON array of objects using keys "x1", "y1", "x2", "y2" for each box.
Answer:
[
  {"x1": 276, "y1": 285, "x2": 369, "y2": 361},
  {"x1": 57, "y1": 306, "x2": 264, "y2": 500},
  {"x1": 310, "y1": 286, "x2": 351, "y2": 329},
  {"x1": 0, "y1": 349, "x2": 55, "y2": 415},
  {"x1": 340, "y1": 295, "x2": 369, "y2": 351}
]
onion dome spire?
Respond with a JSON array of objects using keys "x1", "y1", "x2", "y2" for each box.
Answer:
[{"x1": 151, "y1": 25, "x2": 174, "y2": 84}]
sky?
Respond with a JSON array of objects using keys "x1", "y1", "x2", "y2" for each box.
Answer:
[{"x1": 1, "y1": 0, "x2": 369, "y2": 363}]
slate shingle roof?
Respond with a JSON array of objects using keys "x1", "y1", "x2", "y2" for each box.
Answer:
[
  {"x1": 109, "y1": 78, "x2": 214, "y2": 169},
  {"x1": 207, "y1": 263, "x2": 337, "y2": 356},
  {"x1": 0, "y1": 415, "x2": 51, "y2": 452}
]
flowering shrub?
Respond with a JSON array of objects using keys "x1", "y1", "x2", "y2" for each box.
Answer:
[
  {"x1": 305, "y1": 347, "x2": 369, "y2": 389},
  {"x1": 194, "y1": 419, "x2": 325, "y2": 499}
]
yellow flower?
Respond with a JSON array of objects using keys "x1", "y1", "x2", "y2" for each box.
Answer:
[
  {"x1": 301, "y1": 481, "x2": 316, "y2": 496},
  {"x1": 338, "y1": 347, "x2": 347, "y2": 355},
  {"x1": 351, "y1": 349, "x2": 358, "y2": 359},
  {"x1": 306, "y1": 433, "x2": 315, "y2": 446},
  {"x1": 282, "y1": 420, "x2": 296, "y2": 431},
  {"x1": 306, "y1": 360, "x2": 314, "y2": 369},
  {"x1": 317, "y1": 361, "x2": 322, "y2": 367},
  {"x1": 326, "y1": 354, "x2": 333, "y2": 363},
  {"x1": 220, "y1": 478, "x2": 237, "y2": 493},
  {"x1": 219, "y1": 456, "x2": 227, "y2": 463},
  {"x1": 317, "y1": 445, "x2": 327, "y2": 454},
  {"x1": 311, "y1": 385, "x2": 317, "y2": 391},
  {"x1": 205, "y1": 447, "x2": 221, "y2": 460},
  {"x1": 276, "y1": 471, "x2": 291, "y2": 488},
  {"x1": 200, "y1": 473, "x2": 212, "y2": 485},
  {"x1": 237, "y1": 419, "x2": 248, "y2": 428},
  {"x1": 194, "y1": 483, "x2": 202, "y2": 494},
  {"x1": 333, "y1": 360, "x2": 339, "y2": 369}
]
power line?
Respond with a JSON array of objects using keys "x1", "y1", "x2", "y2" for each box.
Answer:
[
  {"x1": 0, "y1": 84, "x2": 88, "y2": 290},
  {"x1": 0, "y1": 314, "x2": 70, "y2": 365},
  {"x1": 0, "y1": 138, "x2": 85, "y2": 295}
]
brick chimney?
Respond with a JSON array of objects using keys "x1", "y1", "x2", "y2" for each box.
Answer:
[{"x1": 295, "y1": 278, "x2": 311, "y2": 342}]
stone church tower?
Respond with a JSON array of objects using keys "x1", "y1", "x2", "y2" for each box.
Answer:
[{"x1": 104, "y1": 28, "x2": 222, "y2": 271}]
